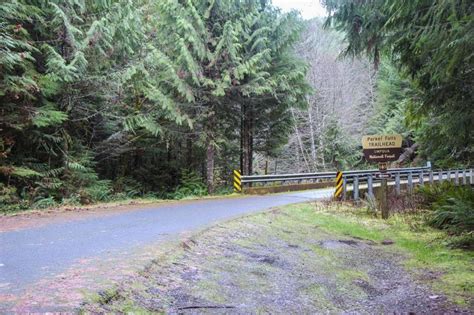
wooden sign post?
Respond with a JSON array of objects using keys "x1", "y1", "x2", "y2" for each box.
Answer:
[{"x1": 362, "y1": 134, "x2": 402, "y2": 219}]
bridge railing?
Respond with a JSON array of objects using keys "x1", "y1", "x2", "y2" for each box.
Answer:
[{"x1": 239, "y1": 163, "x2": 473, "y2": 199}]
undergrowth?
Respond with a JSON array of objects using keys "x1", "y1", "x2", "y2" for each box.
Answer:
[{"x1": 417, "y1": 182, "x2": 474, "y2": 249}]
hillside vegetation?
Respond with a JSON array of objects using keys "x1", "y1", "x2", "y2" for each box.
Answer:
[{"x1": 1, "y1": 0, "x2": 472, "y2": 211}]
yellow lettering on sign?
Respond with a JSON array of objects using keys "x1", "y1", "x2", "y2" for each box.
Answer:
[{"x1": 362, "y1": 134, "x2": 402, "y2": 149}]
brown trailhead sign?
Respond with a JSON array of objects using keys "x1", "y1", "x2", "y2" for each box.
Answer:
[{"x1": 362, "y1": 134, "x2": 402, "y2": 163}]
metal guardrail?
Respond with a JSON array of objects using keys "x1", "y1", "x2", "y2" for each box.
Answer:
[
  {"x1": 239, "y1": 163, "x2": 473, "y2": 200},
  {"x1": 240, "y1": 164, "x2": 432, "y2": 185}
]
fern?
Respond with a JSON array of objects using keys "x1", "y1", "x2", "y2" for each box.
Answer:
[{"x1": 32, "y1": 105, "x2": 68, "y2": 128}]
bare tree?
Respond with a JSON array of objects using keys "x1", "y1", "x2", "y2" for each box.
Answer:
[{"x1": 261, "y1": 19, "x2": 376, "y2": 174}]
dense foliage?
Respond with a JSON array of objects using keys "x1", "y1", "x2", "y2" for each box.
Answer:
[
  {"x1": 323, "y1": 0, "x2": 473, "y2": 167},
  {"x1": 0, "y1": 0, "x2": 309, "y2": 210},
  {"x1": 418, "y1": 182, "x2": 474, "y2": 248}
]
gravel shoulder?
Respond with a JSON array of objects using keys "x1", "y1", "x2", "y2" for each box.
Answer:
[{"x1": 82, "y1": 203, "x2": 473, "y2": 314}]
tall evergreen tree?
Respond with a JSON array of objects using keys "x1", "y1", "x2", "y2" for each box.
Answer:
[
  {"x1": 151, "y1": 0, "x2": 309, "y2": 191},
  {"x1": 1, "y1": 0, "x2": 311, "y2": 208}
]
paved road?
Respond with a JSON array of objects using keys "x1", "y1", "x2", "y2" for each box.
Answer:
[{"x1": 0, "y1": 189, "x2": 331, "y2": 295}]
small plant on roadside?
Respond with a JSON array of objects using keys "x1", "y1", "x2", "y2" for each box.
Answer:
[
  {"x1": 0, "y1": 183, "x2": 29, "y2": 212},
  {"x1": 32, "y1": 196, "x2": 57, "y2": 209},
  {"x1": 214, "y1": 185, "x2": 234, "y2": 195},
  {"x1": 170, "y1": 170, "x2": 207, "y2": 199},
  {"x1": 363, "y1": 193, "x2": 378, "y2": 217},
  {"x1": 417, "y1": 182, "x2": 474, "y2": 248},
  {"x1": 61, "y1": 193, "x2": 81, "y2": 206},
  {"x1": 428, "y1": 186, "x2": 474, "y2": 234},
  {"x1": 83, "y1": 180, "x2": 113, "y2": 202}
]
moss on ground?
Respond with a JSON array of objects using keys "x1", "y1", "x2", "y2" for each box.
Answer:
[
  {"x1": 305, "y1": 202, "x2": 474, "y2": 306},
  {"x1": 82, "y1": 202, "x2": 473, "y2": 313}
]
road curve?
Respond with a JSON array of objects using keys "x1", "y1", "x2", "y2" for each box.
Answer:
[{"x1": 0, "y1": 189, "x2": 331, "y2": 295}]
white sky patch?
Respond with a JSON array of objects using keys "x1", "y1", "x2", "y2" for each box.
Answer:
[{"x1": 272, "y1": 0, "x2": 328, "y2": 19}]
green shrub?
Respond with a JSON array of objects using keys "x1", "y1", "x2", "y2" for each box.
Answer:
[
  {"x1": 84, "y1": 180, "x2": 113, "y2": 202},
  {"x1": 429, "y1": 186, "x2": 474, "y2": 234},
  {"x1": 61, "y1": 194, "x2": 81, "y2": 206},
  {"x1": 417, "y1": 181, "x2": 461, "y2": 205},
  {"x1": 0, "y1": 183, "x2": 29, "y2": 212},
  {"x1": 33, "y1": 196, "x2": 57, "y2": 209},
  {"x1": 170, "y1": 171, "x2": 207, "y2": 200},
  {"x1": 214, "y1": 186, "x2": 233, "y2": 196},
  {"x1": 113, "y1": 177, "x2": 143, "y2": 198},
  {"x1": 418, "y1": 182, "x2": 474, "y2": 238},
  {"x1": 363, "y1": 192, "x2": 378, "y2": 216}
]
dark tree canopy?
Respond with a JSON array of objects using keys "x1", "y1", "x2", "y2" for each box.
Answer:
[{"x1": 0, "y1": 0, "x2": 309, "y2": 210}]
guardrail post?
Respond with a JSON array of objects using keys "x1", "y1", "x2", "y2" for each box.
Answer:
[
  {"x1": 408, "y1": 172, "x2": 413, "y2": 192},
  {"x1": 342, "y1": 177, "x2": 347, "y2": 200},
  {"x1": 367, "y1": 174, "x2": 373, "y2": 197},
  {"x1": 429, "y1": 170, "x2": 433, "y2": 184},
  {"x1": 395, "y1": 173, "x2": 401, "y2": 196},
  {"x1": 419, "y1": 170, "x2": 424, "y2": 186},
  {"x1": 438, "y1": 171, "x2": 444, "y2": 183},
  {"x1": 233, "y1": 170, "x2": 242, "y2": 193},
  {"x1": 455, "y1": 170, "x2": 459, "y2": 185},
  {"x1": 353, "y1": 176, "x2": 359, "y2": 201},
  {"x1": 471, "y1": 168, "x2": 473, "y2": 185},
  {"x1": 334, "y1": 171, "x2": 343, "y2": 200},
  {"x1": 462, "y1": 170, "x2": 467, "y2": 185}
]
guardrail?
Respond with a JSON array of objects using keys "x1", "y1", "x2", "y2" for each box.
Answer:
[{"x1": 238, "y1": 163, "x2": 473, "y2": 200}]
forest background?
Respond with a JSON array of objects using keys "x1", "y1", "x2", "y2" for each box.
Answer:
[{"x1": 1, "y1": 0, "x2": 472, "y2": 211}]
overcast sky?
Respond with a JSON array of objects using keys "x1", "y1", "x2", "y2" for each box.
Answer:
[{"x1": 272, "y1": 0, "x2": 327, "y2": 19}]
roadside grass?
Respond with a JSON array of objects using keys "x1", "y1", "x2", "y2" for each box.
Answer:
[
  {"x1": 305, "y1": 202, "x2": 474, "y2": 306},
  {"x1": 82, "y1": 201, "x2": 472, "y2": 312}
]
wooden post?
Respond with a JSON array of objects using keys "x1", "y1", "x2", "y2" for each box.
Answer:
[
  {"x1": 380, "y1": 178, "x2": 389, "y2": 219},
  {"x1": 353, "y1": 176, "x2": 359, "y2": 201},
  {"x1": 367, "y1": 174, "x2": 373, "y2": 197},
  {"x1": 395, "y1": 173, "x2": 401, "y2": 196}
]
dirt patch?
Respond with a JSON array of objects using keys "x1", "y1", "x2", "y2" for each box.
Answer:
[{"x1": 81, "y1": 207, "x2": 470, "y2": 314}]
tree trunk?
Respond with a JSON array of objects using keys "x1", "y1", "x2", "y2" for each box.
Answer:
[
  {"x1": 248, "y1": 103, "x2": 254, "y2": 175},
  {"x1": 308, "y1": 105, "x2": 317, "y2": 170},
  {"x1": 291, "y1": 109, "x2": 311, "y2": 172},
  {"x1": 240, "y1": 103, "x2": 246, "y2": 174},
  {"x1": 205, "y1": 111, "x2": 216, "y2": 194},
  {"x1": 206, "y1": 139, "x2": 215, "y2": 194},
  {"x1": 186, "y1": 136, "x2": 193, "y2": 167},
  {"x1": 396, "y1": 143, "x2": 419, "y2": 165},
  {"x1": 241, "y1": 102, "x2": 251, "y2": 175},
  {"x1": 240, "y1": 104, "x2": 244, "y2": 173}
]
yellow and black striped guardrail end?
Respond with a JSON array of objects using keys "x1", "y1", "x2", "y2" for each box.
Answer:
[
  {"x1": 334, "y1": 171, "x2": 343, "y2": 199},
  {"x1": 233, "y1": 169, "x2": 242, "y2": 193}
]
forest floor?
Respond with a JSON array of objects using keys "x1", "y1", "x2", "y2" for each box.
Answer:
[{"x1": 82, "y1": 202, "x2": 473, "y2": 314}]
